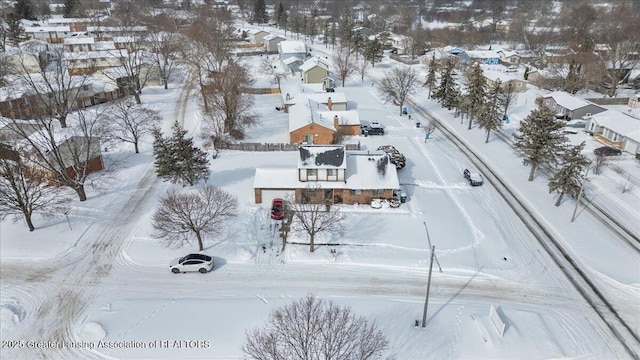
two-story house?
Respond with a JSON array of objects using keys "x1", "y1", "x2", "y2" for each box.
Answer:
[
  {"x1": 253, "y1": 145, "x2": 400, "y2": 205},
  {"x1": 300, "y1": 57, "x2": 330, "y2": 84}
]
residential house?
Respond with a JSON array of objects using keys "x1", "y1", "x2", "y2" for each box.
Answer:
[
  {"x1": 289, "y1": 99, "x2": 336, "y2": 144},
  {"x1": 300, "y1": 57, "x2": 330, "y2": 84},
  {"x1": 23, "y1": 25, "x2": 71, "y2": 43},
  {"x1": 46, "y1": 17, "x2": 91, "y2": 32},
  {"x1": 0, "y1": 117, "x2": 42, "y2": 143},
  {"x1": 278, "y1": 40, "x2": 308, "y2": 62},
  {"x1": 465, "y1": 50, "x2": 501, "y2": 65},
  {"x1": 584, "y1": 110, "x2": 640, "y2": 155},
  {"x1": 248, "y1": 29, "x2": 270, "y2": 45},
  {"x1": 282, "y1": 56, "x2": 303, "y2": 73},
  {"x1": 497, "y1": 49, "x2": 521, "y2": 65},
  {"x1": 483, "y1": 68, "x2": 528, "y2": 93},
  {"x1": 542, "y1": 91, "x2": 606, "y2": 120},
  {"x1": 63, "y1": 49, "x2": 126, "y2": 75},
  {"x1": 253, "y1": 145, "x2": 400, "y2": 205},
  {"x1": 63, "y1": 36, "x2": 95, "y2": 52},
  {"x1": 264, "y1": 34, "x2": 286, "y2": 52}
]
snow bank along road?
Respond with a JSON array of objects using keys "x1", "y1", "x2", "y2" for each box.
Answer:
[{"x1": 409, "y1": 98, "x2": 640, "y2": 358}]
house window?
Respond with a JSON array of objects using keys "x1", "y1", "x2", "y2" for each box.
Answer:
[
  {"x1": 304, "y1": 134, "x2": 313, "y2": 144},
  {"x1": 327, "y1": 169, "x2": 336, "y2": 179},
  {"x1": 372, "y1": 189, "x2": 385, "y2": 195},
  {"x1": 307, "y1": 169, "x2": 316, "y2": 178},
  {"x1": 350, "y1": 189, "x2": 362, "y2": 195}
]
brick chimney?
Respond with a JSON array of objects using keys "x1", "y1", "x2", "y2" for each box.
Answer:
[
  {"x1": 333, "y1": 115, "x2": 339, "y2": 128},
  {"x1": 327, "y1": 97, "x2": 332, "y2": 110}
]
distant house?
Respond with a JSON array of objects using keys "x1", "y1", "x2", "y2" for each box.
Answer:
[
  {"x1": 63, "y1": 36, "x2": 95, "y2": 52},
  {"x1": 465, "y1": 50, "x2": 501, "y2": 65},
  {"x1": 253, "y1": 145, "x2": 400, "y2": 205},
  {"x1": 23, "y1": 25, "x2": 71, "y2": 43},
  {"x1": 300, "y1": 57, "x2": 330, "y2": 84},
  {"x1": 497, "y1": 49, "x2": 521, "y2": 65},
  {"x1": 264, "y1": 34, "x2": 286, "y2": 52},
  {"x1": 247, "y1": 29, "x2": 270, "y2": 44},
  {"x1": 584, "y1": 110, "x2": 640, "y2": 154},
  {"x1": 542, "y1": 91, "x2": 606, "y2": 120}
]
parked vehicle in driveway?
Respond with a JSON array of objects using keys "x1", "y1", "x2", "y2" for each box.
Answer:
[
  {"x1": 364, "y1": 125, "x2": 384, "y2": 135},
  {"x1": 170, "y1": 254, "x2": 214, "y2": 274},
  {"x1": 270, "y1": 198, "x2": 285, "y2": 220},
  {"x1": 565, "y1": 119, "x2": 586, "y2": 128},
  {"x1": 463, "y1": 168, "x2": 483, "y2": 186},
  {"x1": 594, "y1": 146, "x2": 622, "y2": 156}
]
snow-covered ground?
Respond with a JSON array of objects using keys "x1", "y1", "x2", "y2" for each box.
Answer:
[{"x1": 1, "y1": 26, "x2": 639, "y2": 360}]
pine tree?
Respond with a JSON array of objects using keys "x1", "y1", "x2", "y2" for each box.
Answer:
[
  {"x1": 513, "y1": 107, "x2": 567, "y2": 181},
  {"x1": 14, "y1": 0, "x2": 35, "y2": 21},
  {"x1": 548, "y1": 142, "x2": 589, "y2": 206},
  {"x1": 363, "y1": 38, "x2": 383, "y2": 66},
  {"x1": 7, "y1": 15, "x2": 27, "y2": 46},
  {"x1": 476, "y1": 80, "x2": 503, "y2": 143},
  {"x1": 435, "y1": 59, "x2": 458, "y2": 110},
  {"x1": 153, "y1": 123, "x2": 210, "y2": 187},
  {"x1": 275, "y1": 2, "x2": 285, "y2": 26},
  {"x1": 424, "y1": 56, "x2": 437, "y2": 99},
  {"x1": 464, "y1": 63, "x2": 487, "y2": 130},
  {"x1": 252, "y1": 0, "x2": 267, "y2": 24},
  {"x1": 63, "y1": 0, "x2": 82, "y2": 18}
]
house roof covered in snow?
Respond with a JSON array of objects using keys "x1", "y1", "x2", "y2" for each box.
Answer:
[
  {"x1": 253, "y1": 151, "x2": 399, "y2": 190},
  {"x1": 300, "y1": 57, "x2": 329, "y2": 72},
  {"x1": 317, "y1": 110, "x2": 360, "y2": 126},
  {"x1": 64, "y1": 37, "x2": 95, "y2": 45},
  {"x1": 279, "y1": 40, "x2": 306, "y2": 54},
  {"x1": 590, "y1": 110, "x2": 640, "y2": 142},
  {"x1": 543, "y1": 91, "x2": 598, "y2": 111},
  {"x1": 264, "y1": 34, "x2": 285, "y2": 41},
  {"x1": 465, "y1": 50, "x2": 500, "y2": 59}
]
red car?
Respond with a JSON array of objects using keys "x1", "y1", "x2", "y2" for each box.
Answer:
[{"x1": 270, "y1": 198, "x2": 285, "y2": 220}]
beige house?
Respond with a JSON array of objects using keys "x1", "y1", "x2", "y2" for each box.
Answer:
[
  {"x1": 483, "y1": 70, "x2": 528, "y2": 93},
  {"x1": 248, "y1": 29, "x2": 270, "y2": 45},
  {"x1": 264, "y1": 34, "x2": 286, "y2": 52},
  {"x1": 300, "y1": 57, "x2": 330, "y2": 84},
  {"x1": 253, "y1": 145, "x2": 400, "y2": 205}
]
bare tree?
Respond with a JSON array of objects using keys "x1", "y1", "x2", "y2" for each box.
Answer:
[
  {"x1": 104, "y1": 98, "x2": 161, "y2": 153},
  {"x1": 14, "y1": 47, "x2": 93, "y2": 128},
  {"x1": 619, "y1": 174, "x2": 633, "y2": 194},
  {"x1": 105, "y1": 6, "x2": 151, "y2": 104},
  {"x1": 0, "y1": 151, "x2": 70, "y2": 231},
  {"x1": 152, "y1": 185, "x2": 238, "y2": 251},
  {"x1": 182, "y1": 6, "x2": 235, "y2": 112},
  {"x1": 355, "y1": 54, "x2": 371, "y2": 83},
  {"x1": 287, "y1": 194, "x2": 345, "y2": 253},
  {"x1": 378, "y1": 65, "x2": 420, "y2": 116},
  {"x1": 502, "y1": 82, "x2": 517, "y2": 118},
  {"x1": 202, "y1": 60, "x2": 256, "y2": 140},
  {"x1": 592, "y1": 153, "x2": 608, "y2": 175},
  {"x1": 332, "y1": 45, "x2": 355, "y2": 87},
  {"x1": 146, "y1": 14, "x2": 183, "y2": 90},
  {"x1": 403, "y1": 25, "x2": 429, "y2": 60},
  {"x1": 423, "y1": 120, "x2": 436, "y2": 141},
  {"x1": 259, "y1": 56, "x2": 288, "y2": 92},
  {"x1": 243, "y1": 294, "x2": 389, "y2": 360},
  {"x1": 7, "y1": 108, "x2": 107, "y2": 201}
]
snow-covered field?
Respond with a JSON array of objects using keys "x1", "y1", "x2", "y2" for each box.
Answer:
[{"x1": 1, "y1": 28, "x2": 639, "y2": 360}]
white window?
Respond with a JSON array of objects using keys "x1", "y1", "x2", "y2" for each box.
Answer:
[{"x1": 307, "y1": 169, "x2": 316, "y2": 178}]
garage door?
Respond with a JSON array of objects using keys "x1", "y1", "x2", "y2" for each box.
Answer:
[{"x1": 259, "y1": 190, "x2": 295, "y2": 205}]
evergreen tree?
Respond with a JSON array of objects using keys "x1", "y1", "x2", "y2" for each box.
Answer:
[
  {"x1": 153, "y1": 122, "x2": 210, "y2": 187},
  {"x1": 63, "y1": 0, "x2": 82, "y2": 18},
  {"x1": 275, "y1": 2, "x2": 285, "y2": 26},
  {"x1": 548, "y1": 142, "x2": 589, "y2": 207},
  {"x1": 476, "y1": 80, "x2": 503, "y2": 143},
  {"x1": 329, "y1": 22, "x2": 337, "y2": 50},
  {"x1": 435, "y1": 59, "x2": 458, "y2": 110},
  {"x1": 14, "y1": 0, "x2": 35, "y2": 21},
  {"x1": 424, "y1": 56, "x2": 437, "y2": 99},
  {"x1": 252, "y1": 0, "x2": 267, "y2": 24},
  {"x1": 363, "y1": 37, "x2": 383, "y2": 66},
  {"x1": 513, "y1": 107, "x2": 567, "y2": 181},
  {"x1": 464, "y1": 63, "x2": 487, "y2": 130},
  {"x1": 7, "y1": 15, "x2": 27, "y2": 46}
]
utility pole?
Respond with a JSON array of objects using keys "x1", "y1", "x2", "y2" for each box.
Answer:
[
  {"x1": 571, "y1": 162, "x2": 591, "y2": 222},
  {"x1": 422, "y1": 245, "x2": 435, "y2": 328}
]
